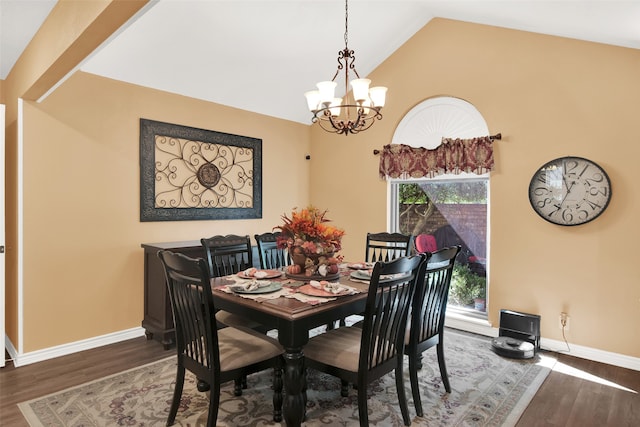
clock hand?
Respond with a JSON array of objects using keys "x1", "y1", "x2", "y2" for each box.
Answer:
[
  {"x1": 559, "y1": 182, "x2": 575, "y2": 206},
  {"x1": 562, "y1": 175, "x2": 575, "y2": 194}
]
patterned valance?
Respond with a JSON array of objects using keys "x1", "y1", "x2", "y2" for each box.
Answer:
[{"x1": 379, "y1": 136, "x2": 495, "y2": 179}]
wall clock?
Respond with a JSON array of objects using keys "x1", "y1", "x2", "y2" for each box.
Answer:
[{"x1": 528, "y1": 156, "x2": 612, "y2": 226}]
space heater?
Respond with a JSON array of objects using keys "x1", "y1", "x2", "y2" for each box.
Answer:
[{"x1": 491, "y1": 309, "x2": 541, "y2": 359}]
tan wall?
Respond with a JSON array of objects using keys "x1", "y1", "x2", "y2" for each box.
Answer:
[
  {"x1": 312, "y1": 19, "x2": 640, "y2": 357},
  {"x1": 3, "y1": 0, "x2": 149, "y2": 352},
  {"x1": 21, "y1": 72, "x2": 310, "y2": 351},
  {"x1": 5, "y1": 11, "x2": 640, "y2": 360}
]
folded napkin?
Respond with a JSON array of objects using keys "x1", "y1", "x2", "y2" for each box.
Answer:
[
  {"x1": 309, "y1": 280, "x2": 360, "y2": 295},
  {"x1": 230, "y1": 280, "x2": 272, "y2": 292},
  {"x1": 241, "y1": 267, "x2": 271, "y2": 279}
]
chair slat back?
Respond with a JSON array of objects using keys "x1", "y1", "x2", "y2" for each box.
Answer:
[
  {"x1": 411, "y1": 245, "x2": 461, "y2": 344},
  {"x1": 158, "y1": 250, "x2": 220, "y2": 379},
  {"x1": 359, "y1": 255, "x2": 425, "y2": 376},
  {"x1": 201, "y1": 234, "x2": 253, "y2": 277},
  {"x1": 255, "y1": 232, "x2": 291, "y2": 269},
  {"x1": 365, "y1": 232, "x2": 413, "y2": 263}
]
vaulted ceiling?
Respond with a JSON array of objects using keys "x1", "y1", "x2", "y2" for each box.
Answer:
[{"x1": 3, "y1": 1, "x2": 640, "y2": 124}]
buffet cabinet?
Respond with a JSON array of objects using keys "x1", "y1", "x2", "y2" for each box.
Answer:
[
  {"x1": 141, "y1": 240, "x2": 204, "y2": 349},
  {"x1": 141, "y1": 240, "x2": 260, "y2": 349}
]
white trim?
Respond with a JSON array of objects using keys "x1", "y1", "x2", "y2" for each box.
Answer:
[
  {"x1": 540, "y1": 337, "x2": 640, "y2": 372},
  {"x1": 0, "y1": 104, "x2": 4, "y2": 368},
  {"x1": 446, "y1": 313, "x2": 640, "y2": 371},
  {"x1": 445, "y1": 312, "x2": 497, "y2": 337},
  {"x1": 17, "y1": 98, "x2": 24, "y2": 355},
  {"x1": 9, "y1": 327, "x2": 146, "y2": 367},
  {"x1": 5, "y1": 335, "x2": 17, "y2": 365},
  {"x1": 5, "y1": 318, "x2": 640, "y2": 371}
]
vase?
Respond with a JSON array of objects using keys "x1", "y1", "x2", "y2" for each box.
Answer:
[{"x1": 287, "y1": 246, "x2": 340, "y2": 281}]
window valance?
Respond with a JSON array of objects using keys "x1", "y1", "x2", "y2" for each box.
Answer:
[{"x1": 379, "y1": 135, "x2": 495, "y2": 179}]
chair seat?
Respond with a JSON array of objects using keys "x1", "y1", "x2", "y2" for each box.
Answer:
[
  {"x1": 304, "y1": 326, "x2": 362, "y2": 372},
  {"x1": 218, "y1": 327, "x2": 282, "y2": 371},
  {"x1": 216, "y1": 310, "x2": 268, "y2": 333}
]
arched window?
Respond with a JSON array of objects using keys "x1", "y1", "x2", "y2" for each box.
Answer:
[{"x1": 389, "y1": 96, "x2": 489, "y2": 316}]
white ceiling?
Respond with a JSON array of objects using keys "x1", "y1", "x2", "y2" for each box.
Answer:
[{"x1": 3, "y1": 1, "x2": 640, "y2": 124}]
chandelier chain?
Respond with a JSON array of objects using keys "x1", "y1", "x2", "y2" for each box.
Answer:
[{"x1": 344, "y1": 0, "x2": 349, "y2": 48}]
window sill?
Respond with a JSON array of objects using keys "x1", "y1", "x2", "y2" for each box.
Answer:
[{"x1": 445, "y1": 308, "x2": 496, "y2": 337}]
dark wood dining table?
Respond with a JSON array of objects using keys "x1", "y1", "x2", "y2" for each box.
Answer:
[{"x1": 211, "y1": 268, "x2": 370, "y2": 427}]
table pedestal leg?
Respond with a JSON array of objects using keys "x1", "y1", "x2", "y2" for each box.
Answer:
[{"x1": 283, "y1": 348, "x2": 305, "y2": 427}]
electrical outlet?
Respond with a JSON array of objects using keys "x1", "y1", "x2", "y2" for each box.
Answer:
[{"x1": 559, "y1": 312, "x2": 570, "y2": 331}]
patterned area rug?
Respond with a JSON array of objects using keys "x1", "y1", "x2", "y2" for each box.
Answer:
[{"x1": 18, "y1": 329, "x2": 555, "y2": 426}]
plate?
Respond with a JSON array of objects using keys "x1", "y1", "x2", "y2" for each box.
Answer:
[
  {"x1": 350, "y1": 270, "x2": 372, "y2": 281},
  {"x1": 237, "y1": 269, "x2": 283, "y2": 279},
  {"x1": 229, "y1": 282, "x2": 283, "y2": 294},
  {"x1": 350, "y1": 270, "x2": 411, "y2": 282},
  {"x1": 297, "y1": 284, "x2": 351, "y2": 298},
  {"x1": 347, "y1": 262, "x2": 374, "y2": 270}
]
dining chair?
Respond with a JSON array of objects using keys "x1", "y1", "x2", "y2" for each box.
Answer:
[
  {"x1": 200, "y1": 234, "x2": 269, "y2": 334},
  {"x1": 405, "y1": 245, "x2": 461, "y2": 417},
  {"x1": 255, "y1": 231, "x2": 291, "y2": 269},
  {"x1": 157, "y1": 250, "x2": 284, "y2": 426},
  {"x1": 365, "y1": 232, "x2": 414, "y2": 263},
  {"x1": 333, "y1": 231, "x2": 414, "y2": 329},
  {"x1": 199, "y1": 235, "x2": 268, "y2": 371},
  {"x1": 303, "y1": 254, "x2": 425, "y2": 427},
  {"x1": 201, "y1": 234, "x2": 254, "y2": 277}
]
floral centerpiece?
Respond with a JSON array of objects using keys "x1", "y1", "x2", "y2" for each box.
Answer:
[{"x1": 275, "y1": 206, "x2": 345, "y2": 279}]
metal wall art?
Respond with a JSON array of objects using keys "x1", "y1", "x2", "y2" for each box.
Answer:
[{"x1": 140, "y1": 119, "x2": 262, "y2": 221}]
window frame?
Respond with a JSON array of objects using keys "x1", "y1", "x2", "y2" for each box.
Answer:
[{"x1": 388, "y1": 173, "x2": 490, "y2": 318}]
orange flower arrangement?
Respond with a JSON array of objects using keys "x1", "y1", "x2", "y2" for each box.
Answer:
[{"x1": 275, "y1": 206, "x2": 345, "y2": 277}]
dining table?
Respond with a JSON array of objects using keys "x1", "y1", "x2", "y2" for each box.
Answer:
[{"x1": 211, "y1": 264, "x2": 372, "y2": 427}]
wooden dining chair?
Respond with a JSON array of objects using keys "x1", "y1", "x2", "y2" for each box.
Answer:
[
  {"x1": 365, "y1": 232, "x2": 414, "y2": 263},
  {"x1": 200, "y1": 234, "x2": 254, "y2": 277},
  {"x1": 200, "y1": 234, "x2": 269, "y2": 334},
  {"x1": 405, "y1": 245, "x2": 461, "y2": 417},
  {"x1": 255, "y1": 231, "x2": 291, "y2": 269},
  {"x1": 303, "y1": 254, "x2": 425, "y2": 427},
  {"x1": 200, "y1": 234, "x2": 269, "y2": 333},
  {"x1": 157, "y1": 250, "x2": 284, "y2": 426},
  {"x1": 333, "y1": 231, "x2": 414, "y2": 329}
]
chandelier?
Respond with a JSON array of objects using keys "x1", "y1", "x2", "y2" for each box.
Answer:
[{"x1": 304, "y1": 0, "x2": 387, "y2": 136}]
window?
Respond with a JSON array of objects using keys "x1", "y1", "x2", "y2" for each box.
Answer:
[
  {"x1": 389, "y1": 96, "x2": 490, "y2": 317},
  {"x1": 390, "y1": 177, "x2": 488, "y2": 316}
]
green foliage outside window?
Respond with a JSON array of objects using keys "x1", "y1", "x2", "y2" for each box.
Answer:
[{"x1": 449, "y1": 263, "x2": 486, "y2": 306}]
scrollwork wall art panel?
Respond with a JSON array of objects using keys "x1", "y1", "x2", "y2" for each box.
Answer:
[{"x1": 140, "y1": 119, "x2": 262, "y2": 221}]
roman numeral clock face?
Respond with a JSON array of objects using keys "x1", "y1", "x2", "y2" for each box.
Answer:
[{"x1": 528, "y1": 156, "x2": 612, "y2": 226}]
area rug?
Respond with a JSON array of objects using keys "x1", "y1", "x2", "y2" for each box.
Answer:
[{"x1": 18, "y1": 329, "x2": 555, "y2": 426}]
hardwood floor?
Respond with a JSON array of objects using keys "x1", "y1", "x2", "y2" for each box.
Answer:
[
  {"x1": 1, "y1": 337, "x2": 638, "y2": 426},
  {"x1": 518, "y1": 352, "x2": 640, "y2": 427}
]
